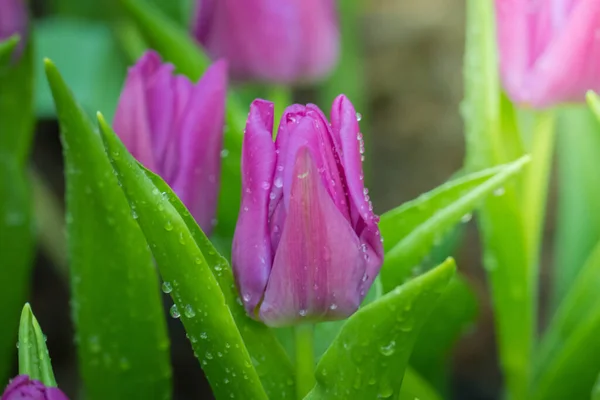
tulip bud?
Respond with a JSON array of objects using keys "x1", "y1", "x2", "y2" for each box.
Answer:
[
  {"x1": 496, "y1": 0, "x2": 600, "y2": 108},
  {"x1": 0, "y1": 0, "x2": 28, "y2": 60},
  {"x1": 192, "y1": 0, "x2": 339, "y2": 84},
  {"x1": 232, "y1": 95, "x2": 384, "y2": 327},
  {"x1": 1, "y1": 375, "x2": 68, "y2": 400},
  {"x1": 114, "y1": 51, "x2": 227, "y2": 234}
]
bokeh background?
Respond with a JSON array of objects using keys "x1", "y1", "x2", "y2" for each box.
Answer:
[{"x1": 10, "y1": 0, "x2": 560, "y2": 399}]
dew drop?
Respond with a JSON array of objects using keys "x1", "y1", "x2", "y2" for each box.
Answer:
[
  {"x1": 461, "y1": 213, "x2": 473, "y2": 223},
  {"x1": 170, "y1": 304, "x2": 180, "y2": 318},
  {"x1": 161, "y1": 281, "x2": 172, "y2": 294},
  {"x1": 379, "y1": 340, "x2": 396, "y2": 356},
  {"x1": 356, "y1": 112, "x2": 362, "y2": 121},
  {"x1": 164, "y1": 221, "x2": 174, "y2": 231},
  {"x1": 494, "y1": 187, "x2": 505, "y2": 196},
  {"x1": 299, "y1": 309, "x2": 308, "y2": 317},
  {"x1": 184, "y1": 304, "x2": 196, "y2": 318},
  {"x1": 261, "y1": 181, "x2": 270, "y2": 190},
  {"x1": 220, "y1": 149, "x2": 230, "y2": 158},
  {"x1": 274, "y1": 177, "x2": 283, "y2": 188}
]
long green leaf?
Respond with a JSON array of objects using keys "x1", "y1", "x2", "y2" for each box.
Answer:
[
  {"x1": 97, "y1": 114, "x2": 270, "y2": 400},
  {"x1": 533, "y1": 241, "x2": 600, "y2": 399},
  {"x1": 138, "y1": 164, "x2": 295, "y2": 398},
  {"x1": 552, "y1": 107, "x2": 600, "y2": 308},
  {"x1": 45, "y1": 60, "x2": 171, "y2": 400},
  {"x1": 410, "y1": 275, "x2": 477, "y2": 392},
  {"x1": 119, "y1": 0, "x2": 246, "y2": 237},
  {"x1": 587, "y1": 91, "x2": 600, "y2": 121},
  {"x1": 380, "y1": 156, "x2": 529, "y2": 292},
  {"x1": 0, "y1": 35, "x2": 19, "y2": 66},
  {"x1": 304, "y1": 258, "x2": 456, "y2": 400},
  {"x1": 18, "y1": 304, "x2": 56, "y2": 386},
  {"x1": 0, "y1": 35, "x2": 35, "y2": 383}
]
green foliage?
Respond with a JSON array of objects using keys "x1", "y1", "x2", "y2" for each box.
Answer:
[
  {"x1": 305, "y1": 258, "x2": 455, "y2": 400},
  {"x1": 379, "y1": 157, "x2": 529, "y2": 292},
  {"x1": 45, "y1": 60, "x2": 172, "y2": 400},
  {"x1": 98, "y1": 114, "x2": 288, "y2": 400},
  {"x1": 533, "y1": 241, "x2": 600, "y2": 399},
  {"x1": 0, "y1": 36, "x2": 35, "y2": 383},
  {"x1": 17, "y1": 304, "x2": 56, "y2": 386}
]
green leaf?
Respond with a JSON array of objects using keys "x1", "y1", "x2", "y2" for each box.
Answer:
[
  {"x1": 97, "y1": 114, "x2": 270, "y2": 400},
  {"x1": 552, "y1": 106, "x2": 600, "y2": 309},
  {"x1": 304, "y1": 258, "x2": 456, "y2": 400},
  {"x1": 399, "y1": 367, "x2": 442, "y2": 400},
  {"x1": 379, "y1": 156, "x2": 530, "y2": 292},
  {"x1": 44, "y1": 60, "x2": 172, "y2": 400},
  {"x1": 0, "y1": 36, "x2": 35, "y2": 383},
  {"x1": 410, "y1": 274, "x2": 478, "y2": 392},
  {"x1": 587, "y1": 91, "x2": 600, "y2": 121},
  {"x1": 119, "y1": 0, "x2": 246, "y2": 237},
  {"x1": 34, "y1": 18, "x2": 126, "y2": 121},
  {"x1": 137, "y1": 163, "x2": 295, "y2": 399},
  {"x1": 0, "y1": 35, "x2": 19, "y2": 66},
  {"x1": 17, "y1": 304, "x2": 56, "y2": 386},
  {"x1": 533, "y1": 240, "x2": 600, "y2": 399}
]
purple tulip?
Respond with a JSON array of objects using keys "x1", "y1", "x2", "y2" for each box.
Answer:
[
  {"x1": 1, "y1": 375, "x2": 68, "y2": 400},
  {"x1": 0, "y1": 0, "x2": 28, "y2": 60},
  {"x1": 496, "y1": 0, "x2": 600, "y2": 108},
  {"x1": 232, "y1": 95, "x2": 384, "y2": 327},
  {"x1": 192, "y1": 0, "x2": 339, "y2": 84},
  {"x1": 114, "y1": 50, "x2": 227, "y2": 234}
]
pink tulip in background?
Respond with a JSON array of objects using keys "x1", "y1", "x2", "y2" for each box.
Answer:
[
  {"x1": 0, "y1": 0, "x2": 28, "y2": 60},
  {"x1": 232, "y1": 95, "x2": 384, "y2": 327},
  {"x1": 496, "y1": 0, "x2": 600, "y2": 108},
  {"x1": 114, "y1": 51, "x2": 227, "y2": 234},
  {"x1": 192, "y1": 0, "x2": 340, "y2": 84}
]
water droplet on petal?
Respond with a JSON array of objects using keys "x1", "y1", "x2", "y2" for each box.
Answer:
[
  {"x1": 184, "y1": 304, "x2": 196, "y2": 318},
  {"x1": 356, "y1": 112, "x2": 363, "y2": 121}
]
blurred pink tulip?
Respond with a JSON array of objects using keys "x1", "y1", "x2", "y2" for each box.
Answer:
[
  {"x1": 496, "y1": 0, "x2": 600, "y2": 107},
  {"x1": 114, "y1": 51, "x2": 227, "y2": 234},
  {"x1": 192, "y1": 0, "x2": 339, "y2": 84}
]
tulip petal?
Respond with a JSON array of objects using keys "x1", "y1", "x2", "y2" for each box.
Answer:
[
  {"x1": 232, "y1": 99, "x2": 277, "y2": 316},
  {"x1": 527, "y1": 0, "x2": 600, "y2": 106},
  {"x1": 113, "y1": 51, "x2": 161, "y2": 171},
  {"x1": 277, "y1": 105, "x2": 350, "y2": 220},
  {"x1": 331, "y1": 95, "x2": 384, "y2": 289},
  {"x1": 259, "y1": 147, "x2": 365, "y2": 327},
  {"x1": 169, "y1": 60, "x2": 227, "y2": 232}
]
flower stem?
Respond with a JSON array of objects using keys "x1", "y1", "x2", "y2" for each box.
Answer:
[{"x1": 294, "y1": 324, "x2": 316, "y2": 399}]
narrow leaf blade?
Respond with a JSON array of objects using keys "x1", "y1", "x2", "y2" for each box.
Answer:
[
  {"x1": 0, "y1": 35, "x2": 35, "y2": 383},
  {"x1": 380, "y1": 156, "x2": 529, "y2": 292},
  {"x1": 139, "y1": 164, "x2": 295, "y2": 399},
  {"x1": 18, "y1": 304, "x2": 56, "y2": 386},
  {"x1": 45, "y1": 60, "x2": 172, "y2": 400},
  {"x1": 305, "y1": 258, "x2": 456, "y2": 400}
]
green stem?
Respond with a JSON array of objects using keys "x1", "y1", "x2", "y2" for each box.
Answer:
[{"x1": 294, "y1": 324, "x2": 316, "y2": 399}]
